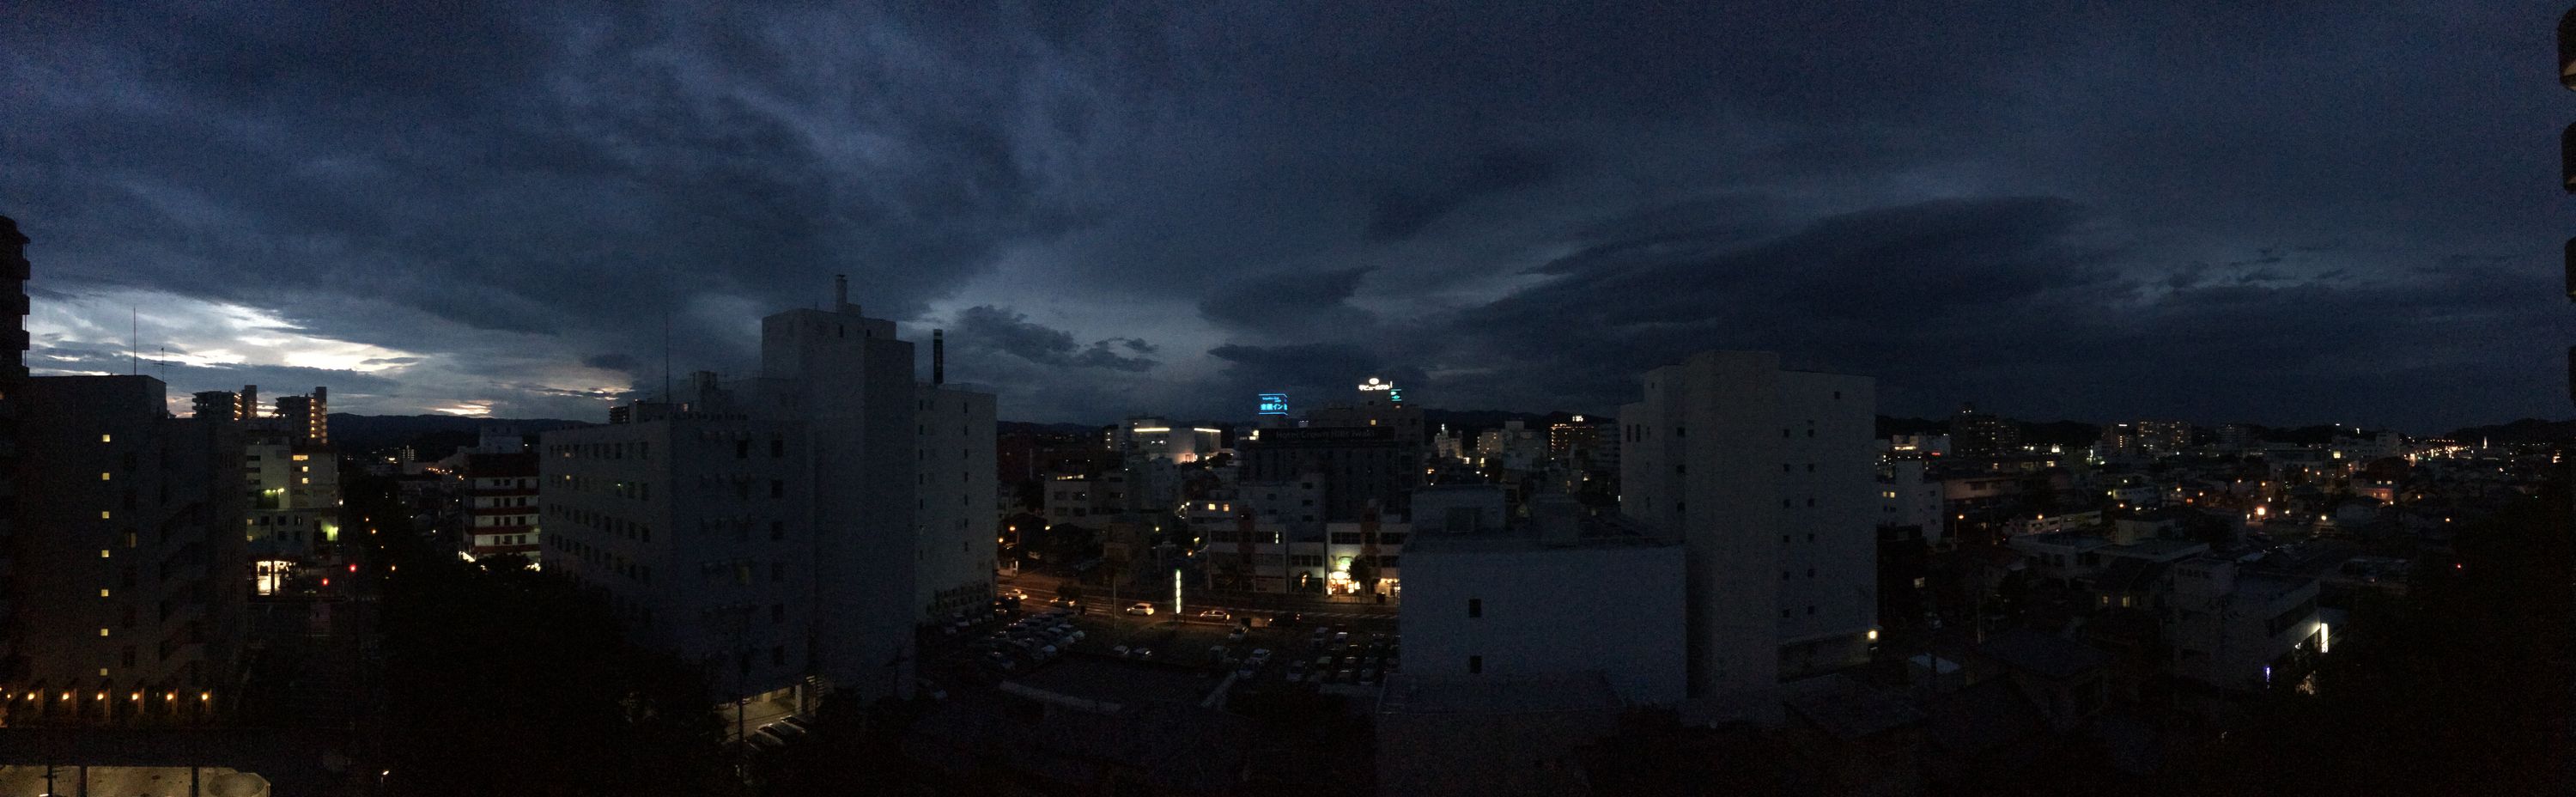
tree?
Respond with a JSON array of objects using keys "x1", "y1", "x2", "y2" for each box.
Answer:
[{"x1": 355, "y1": 472, "x2": 739, "y2": 796}]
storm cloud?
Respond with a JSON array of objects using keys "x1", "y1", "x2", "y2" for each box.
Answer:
[{"x1": 3, "y1": 2, "x2": 2565, "y2": 430}]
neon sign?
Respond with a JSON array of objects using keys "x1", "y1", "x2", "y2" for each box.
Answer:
[
  {"x1": 1358, "y1": 377, "x2": 1392, "y2": 392},
  {"x1": 1258, "y1": 392, "x2": 1289, "y2": 416}
]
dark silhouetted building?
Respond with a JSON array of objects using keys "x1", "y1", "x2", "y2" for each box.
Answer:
[
  {"x1": 8, "y1": 375, "x2": 246, "y2": 725},
  {"x1": 1949, "y1": 405, "x2": 2020, "y2": 459},
  {"x1": 0, "y1": 217, "x2": 26, "y2": 693}
]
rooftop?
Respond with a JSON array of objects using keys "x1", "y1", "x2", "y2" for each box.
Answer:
[
  {"x1": 2106, "y1": 538, "x2": 2209, "y2": 560},
  {"x1": 1779, "y1": 673, "x2": 1924, "y2": 741},
  {"x1": 2013, "y1": 532, "x2": 2111, "y2": 551},
  {"x1": 1978, "y1": 630, "x2": 2113, "y2": 681},
  {"x1": 1405, "y1": 510, "x2": 1677, "y2": 554},
  {"x1": 1379, "y1": 671, "x2": 1625, "y2": 715}
]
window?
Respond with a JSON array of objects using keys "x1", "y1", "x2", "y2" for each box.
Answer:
[
  {"x1": 1674, "y1": 426, "x2": 1685, "y2": 437},
  {"x1": 771, "y1": 646, "x2": 787, "y2": 666},
  {"x1": 770, "y1": 480, "x2": 785, "y2": 499},
  {"x1": 771, "y1": 563, "x2": 785, "y2": 582},
  {"x1": 1467, "y1": 655, "x2": 1483, "y2": 674},
  {"x1": 1806, "y1": 605, "x2": 1816, "y2": 616},
  {"x1": 772, "y1": 604, "x2": 786, "y2": 624},
  {"x1": 1467, "y1": 599, "x2": 1482, "y2": 618},
  {"x1": 736, "y1": 441, "x2": 749, "y2": 459},
  {"x1": 770, "y1": 520, "x2": 785, "y2": 541},
  {"x1": 771, "y1": 438, "x2": 784, "y2": 458}
]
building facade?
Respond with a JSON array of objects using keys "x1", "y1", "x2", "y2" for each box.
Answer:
[
  {"x1": 269, "y1": 387, "x2": 327, "y2": 447},
  {"x1": 462, "y1": 451, "x2": 540, "y2": 563},
  {"x1": 1619, "y1": 350, "x2": 1877, "y2": 699},
  {"x1": 1398, "y1": 502, "x2": 1685, "y2": 705},
  {"x1": 8, "y1": 375, "x2": 246, "y2": 725},
  {"x1": 1948, "y1": 405, "x2": 2020, "y2": 459},
  {"x1": 914, "y1": 384, "x2": 998, "y2": 620},
  {"x1": 541, "y1": 281, "x2": 964, "y2": 707},
  {"x1": 0, "y1": 217, "x2": 28, "y2": 688}
]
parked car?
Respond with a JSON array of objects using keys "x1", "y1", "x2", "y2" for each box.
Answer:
[
  {"x1": 1199, "y1": 608, "x2": 1230, "y2": 621},
  {"x1": 1126, "y1": 602, "x2": 1156, "y2": 616},
  {"x1": 1226, "y1": 629, "x2": 1247, "y2": 642},
  {"x1": 1113, "y1": 645, "x2": 1132, "y2": 659},
  {"x1": 761, "y1": 721, "x2": 807, "y2": 740}
]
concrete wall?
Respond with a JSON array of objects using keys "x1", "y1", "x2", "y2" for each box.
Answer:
[
  {"x1": 914, "y1": 385, "x2": 998, "y2": 620},
  {"x1": 1621, "y1": 350, "x2": 1877, "y2": 697},
  {"x1": 1400, "y1": 541, "x2": 1686, "y2": 705}
]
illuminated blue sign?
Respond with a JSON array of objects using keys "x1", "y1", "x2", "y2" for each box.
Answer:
[{"x1": 1258, "y1": 392, "x2": 1289, "y2": 416}]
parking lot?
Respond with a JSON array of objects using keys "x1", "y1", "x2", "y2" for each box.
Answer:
[{"x1": 926, "y1": 597, "x2": 1400, "y2": 704}]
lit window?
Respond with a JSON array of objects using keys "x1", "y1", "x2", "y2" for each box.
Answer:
[
  {"x1": 100, "y1": 472, "x2": 111, "y2": 481},
  {"x1": 100, "y1": 511, "x2": 111, "y2": 520},
  {"x1": 99, "y1": 629, "x2": 110, "y2": 637},
  {"x1": 100, "y1": 435, "x2": 111, "y2": 443},
  {"x1": 100, "y1": 589, "x2": 110, "y2": 598},
  {"x1": 99, "y1": 550, "x2": 110, "y2": 559}
]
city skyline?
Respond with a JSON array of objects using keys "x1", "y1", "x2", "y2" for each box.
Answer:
[{"x1": 6, "y1": 3, "x2": 2569, "y2": 431}]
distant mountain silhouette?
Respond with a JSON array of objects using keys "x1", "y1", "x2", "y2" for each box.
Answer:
[
  {"x1": 329, "y1": 413, "x2": 591, "y2": 459},
  {"x1": 2444, "y1": 417, "x2": 2576, "y2": 444}
]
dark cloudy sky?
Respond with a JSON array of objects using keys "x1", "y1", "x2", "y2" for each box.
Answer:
[{"x1": 4, "y1": 2, "x2": 2567, "y2": 432}]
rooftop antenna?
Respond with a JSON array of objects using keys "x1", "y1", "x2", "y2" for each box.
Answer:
[
  {"x1": 130, "y1": 307, "x2": 137, "y2": 375},
  {"x1": 662, "y1": 307, "x2": 673, "y2": 404}
]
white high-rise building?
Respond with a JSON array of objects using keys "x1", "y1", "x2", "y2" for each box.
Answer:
[
  {"x1": 1619, "y1": 350, "x2": 1877, "y2": 700},
  {"x1": 914, "y1": 384, "x2": 998, "y2": 620},
  {"x1": 542, "y1": 278, "x2": 986, "y2": 715}
]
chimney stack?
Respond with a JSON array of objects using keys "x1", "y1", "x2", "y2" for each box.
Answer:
[
  {"x1": 834, "y1": 274, "x2": 849, "y2": 312},
  {"x1": 933, "y1": 329, "x2": 945, "y2": 386}
]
